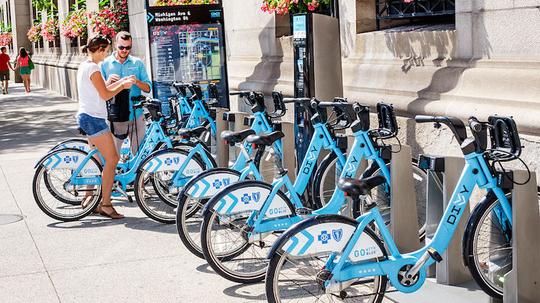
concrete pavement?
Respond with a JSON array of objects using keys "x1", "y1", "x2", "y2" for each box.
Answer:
[{"x1": 0, "y1": 83, "x2": 490, "y2": 302}]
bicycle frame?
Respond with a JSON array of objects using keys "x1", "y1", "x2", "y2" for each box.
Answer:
[
  {"x1": 251, "y1": 129, "x2": 390, "y2": 235},
  {"x1": 324, "y1": 151, "x2": 511, "y2": 293},
  {"x1": 228, "y1": 122, "x2": 347, "y2": 234},
  {"x1": 184, "y1": 111, "x2": 284, "y2": 199},
  {"x1": 67, "y1": 119, "x2": 173, "y2": 190},
  {"x1": 184, "y1": 98, "x2": 216, "y2": 136},
  {"x1": 170, "y1": 111, "x2": 283, "y2": 190}
]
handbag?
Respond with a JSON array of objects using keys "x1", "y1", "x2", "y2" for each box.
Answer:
[
  {"x1": 106, "y1": 89, "x2": 131, "y2": 122},
  {"x1": 28, "y1": 57, "x2": 35, "y2": 70}
]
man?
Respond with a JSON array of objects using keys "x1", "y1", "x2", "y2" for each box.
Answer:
[
  {"x1": 101, "y1": 31, "x2": 152, "y2": 155},
  {"x1": 0, "y1": 47, "x2": 14, "y2": 94}
]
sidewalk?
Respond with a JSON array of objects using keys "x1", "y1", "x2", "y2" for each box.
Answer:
[
  {"x1": 0, "y1": 84, "x2": 491, "y2": 302},
  {"x1": 0, "y1": 83, "x2": 268, "y2": 303}
]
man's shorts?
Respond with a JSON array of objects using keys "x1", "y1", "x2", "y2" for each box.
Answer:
[{"x1": 0, "y1": 70, "x2": 9, "y2": 81}]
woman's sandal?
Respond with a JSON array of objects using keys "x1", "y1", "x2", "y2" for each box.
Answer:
[{"x1": 98, "y1": 205, "x2": 125, "y2": 219}]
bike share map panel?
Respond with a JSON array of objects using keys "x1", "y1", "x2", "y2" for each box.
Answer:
[{"x1": 146, "y1": 1, "x2": 229, "y2": 108}]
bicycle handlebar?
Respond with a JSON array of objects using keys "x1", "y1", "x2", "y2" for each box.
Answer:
[
  {"x1": 415, "y1": 115, "x2": 468, "y2": 144},
  {"x1": 282, "y1": 97, "x2": 311, "y2": 104}
]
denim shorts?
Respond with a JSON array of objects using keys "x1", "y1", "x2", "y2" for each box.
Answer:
[{"x1": 77, "y1": 113, "x2": 110, "y2": 138}]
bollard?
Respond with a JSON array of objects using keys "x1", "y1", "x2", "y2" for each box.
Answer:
[
  {"x1": 425, "y1": 168, "x2": 443, "y2": 278},
  {"x1": 501, "y1": 171, "x2": 540, "y2": 303},
  {"x1": 281, "y1": 121, "x2": 297, "y2": 182},
  {"x1": 390, "y1": 144, "x2": 421, "y2": 253},
  {"x1": 215, "y1": 108, "x2": 229, "y2": 167}
]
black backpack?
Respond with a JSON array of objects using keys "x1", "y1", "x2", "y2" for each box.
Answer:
[{"x1": 106, "y1": 89, "x2": 131, "y2": 122}]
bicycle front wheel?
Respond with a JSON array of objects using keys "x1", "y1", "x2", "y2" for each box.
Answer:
[
  {"x1": 134, "y1": 148, "x2": 209, "y2": 224},
  {"x1": 464, "y1": 192, "x2": 521, "y2": 298}
]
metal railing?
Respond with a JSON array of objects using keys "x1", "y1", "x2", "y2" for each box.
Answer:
[{"x1": 376, "y1": 0, "x2": 455, "y2": 29}]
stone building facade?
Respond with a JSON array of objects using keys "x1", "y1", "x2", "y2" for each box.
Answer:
[{"x1": 2, "y1": 0, "x2": 539, "y2": 175}]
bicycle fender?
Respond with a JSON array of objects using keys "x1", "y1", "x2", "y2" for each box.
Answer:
[
  {"x1": 140, "y1": 148, "x2": 203, "y2": 176},
  {"x1": 203, "y1": 181, "x2": 294, "y2": 219},
  {"x1": 50, "y1": 139, "x2": 90, "y2": 153},
  {"x1": 35, "y1": 148, "x2": 100, "y2": 177},
  {"x1": 185, "y1": 168, "x2": 241, "y2": 199},
  {"x1": 268, "y1": 215, "x2": 384, "y2": 262}
]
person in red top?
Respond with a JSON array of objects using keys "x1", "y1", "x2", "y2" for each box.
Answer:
[
  {"x1": 14, "y1": 47, "x2": 32, "y2": 93},
  {"x1": 0, "y1": 47, "x2": 14, "y2": 94}
]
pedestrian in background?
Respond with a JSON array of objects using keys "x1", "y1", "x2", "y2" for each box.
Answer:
[
  {"x1": 0, "y1": 46, "x2": 14, "y2": 94},
  {"x1": 101, "y1": 31, "x2": 152, "y2": 155},
  {"x1": 14, "y1": 47, "x2": 33, "y2": 93}
]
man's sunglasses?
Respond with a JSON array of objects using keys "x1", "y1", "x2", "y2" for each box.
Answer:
[{"x1": 118, "y1": 45, "x2": 132, "y2": 50}]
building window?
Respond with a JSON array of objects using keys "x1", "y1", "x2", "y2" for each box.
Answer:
[{"x1": 375, "y1": 0, "x2": 455, "y2": 30}]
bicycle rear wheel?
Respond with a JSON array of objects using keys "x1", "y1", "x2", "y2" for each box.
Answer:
[
  {"x1": 266, "y1": 218, "x2": 387, "y2": 303},
  {"x1": 33, "y1": 149, "x2": 102, "y2": 221},
  {"x1": 363, "y1": 162, "x2": 427, "y2": 239}
]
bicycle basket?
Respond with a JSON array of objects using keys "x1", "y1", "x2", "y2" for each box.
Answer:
[
  {"x1": 325, "y1": 98, "x2": 354, "y2": 131},
  {"x1": 146, "y1": 100, "x2": 162, "y2": 121},
  {"x1": 487, "y1": 116, "x2": 521, "y2": 160},
  {"x1": 373, "y1": 103, "x2": 398, "y2": 139}
]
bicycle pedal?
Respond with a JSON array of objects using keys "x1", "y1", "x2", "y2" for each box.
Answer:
[
  {"x1": 427, "y1": 248, "x2": 443, "y2": 263},
  {"x1": 127, "y1": 196, "x2": 134, "y2": 204},
  {"x1": 295, "y1": 207, "x2": 313, "y2": 216}
]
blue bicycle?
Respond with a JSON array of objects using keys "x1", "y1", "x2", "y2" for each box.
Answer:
[
  {"x1": 32, "y1": 98, "x2": 182, "y2": 221},
  {"x1": 198, "y1": 100, "x2": 428, "y2": 283},
  {"x1": 265, "y1": 115, "x2": 532, "y2": 301},
  {"x1": 175, "y1": 91, "x2": 287, "y2": 258}
]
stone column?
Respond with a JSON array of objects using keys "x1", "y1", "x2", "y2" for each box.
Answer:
[
  {"x1": 87, "y1": 0, "x2": 98, "y2": 36},
  {"x1": 9, "y1": 0, "x2": 32, "y2": 83},
  {"x1": 339, "y1": 0, "x2": 356, "y2": 58},
  {"x1": 128, "y1": 0, "x2": 152, "y2": 82},
  {"x1": 9, "y1": 0, "x2": 31, "y2": 52},
  {"x1": 41, "y1": 9, "x2": 49, "y2": 53},
  {"x1": 57, "y1": 0, "x2": 70, "y2": 53},
  {"x1": 128, "y1": 0, "x2": 150, "y2": 62}
]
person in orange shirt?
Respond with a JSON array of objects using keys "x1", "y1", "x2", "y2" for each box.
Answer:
[{"x1": 0, "y1": 47, "x2": 15, "y2": 94}]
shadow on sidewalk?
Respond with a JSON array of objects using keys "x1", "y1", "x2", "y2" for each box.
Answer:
[{"x1": 0, "y1": 84, "x2": 79, "y2": 154}]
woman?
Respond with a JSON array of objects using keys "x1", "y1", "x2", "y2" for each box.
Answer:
[
  {"x1": 14, "y1": 47, "x2": 32, "y2": 93},
  {"x1": 77, "y1": 34, "x2": 136, "y2": 219}
]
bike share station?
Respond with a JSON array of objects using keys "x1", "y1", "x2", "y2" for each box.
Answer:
[
  {"x1": 143, "y1": 2, "x2": 540, "y2": 302},
  {"x1": 145, "y1": 0, "x2": 235, "y2": 164},
  {"x1": 288, "y1": 4, "x2": 540, "y2": 303}
]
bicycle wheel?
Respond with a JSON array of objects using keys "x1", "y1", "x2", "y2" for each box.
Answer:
[
  {"x1": 152, "y1": 142, "x2": 214, "y2": 207},
  {"x1": 311, "y1": 153, "x2": 343, "y2": 209},
  {"x1": 364, "y1": 162, "x2": 427, "y2": 238},
  {"x1": 463, "y1": 192, "x2": 539, "y2": 298},
  {"x1": 266, "y1": 217, "x2": 387, "y2": 303},
  {"x1": 201, "y1": 180, "x2": 296, "y2": 283},
  {"x1": 134, "y1": 148, "x2": 209, "y2": 224},
  {"x1": 176, "y1": 168, "x2": 241, "y2": 259},
  {"x1": 33, "y1": 149, "x2": 102, "y2": 221}
]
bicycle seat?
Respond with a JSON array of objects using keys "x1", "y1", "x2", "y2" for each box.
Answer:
[
  {"x1": 221, "y1": 129, "x2": 255, "y2": 145},
  {"x1": 178, "y1": 126, "x2": 207, "y2": 138},
  {"x1": 246, "y1": 131, "x2": 284, "y2": 146},
  {"x1": 338, "y1": 176, "x2": 386, "y2": 197}
]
